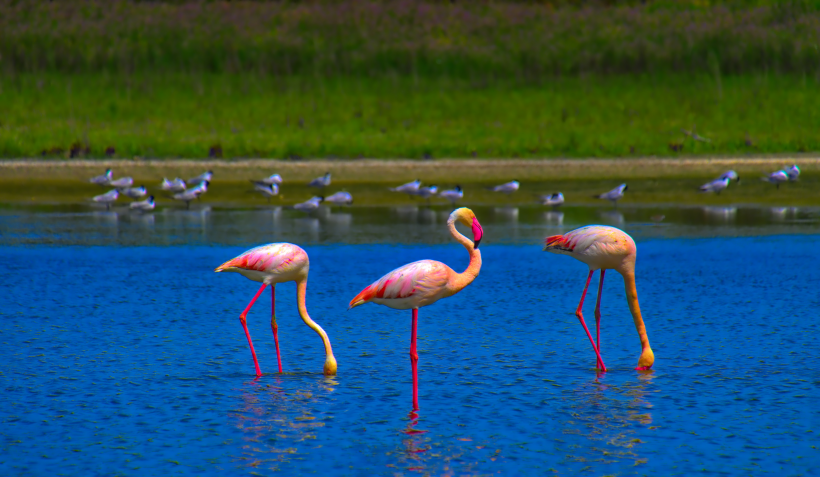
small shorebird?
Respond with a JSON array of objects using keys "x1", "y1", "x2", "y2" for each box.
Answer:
[
  {"x1": 414, "y1": 185, "x2": 438, "y2": 203},
  {"x1": 130, "y1": 195, "x2": 155, "y2": 212},
  {"x1": 122, "y1": 185, "x2": 148, "y2": 199},
  {"x1": 188, "y1": 170, "x2": 213, "y2": 185},
  {"x1": 252, "y1": 182, "x2": 279, "y2": 202},
  {"x1": 786, "y1": 165, "x2": 800, "y2": 181},
  {"x1": 539, "y1": 192, "x2": 564, "y2": 208},
  {"x1": 349, "y1": 207, "x2": 483, "y2": 410},
  {"x1": 93, "y1": 189, "x2": 119, "y2": 210},
  {"x1": 390, "y1": 179, "x2": 422, "y2": 196},
  {"x1": 257, "y1": 173, "x2": 283, "y2": 186},
  {"x1": 215, "y1": 243, "x2": 337, "y2": 376},
  {"x1": 718, "y1": 170, "x2": 740, "y2": 182},
  {"x1": 161, "y1": 178, "x2": 187, "y2": 193},
  {"x1": 293, "y1": 196, "x2": 323, "y2": 213},
  {"x1": 699, "y1": 177, "x2": 730, "y2": 195},
  {"x1": 89, "y1": 169, "x2": 113, "y2": 186},
  {"x1": 487, "y1": 180, "x2": 520, "y2": 195},
  {"x1": 439, "y1": 185, "x2": 463, "y2": 205},
  {"x1": 544, "y1": 225, "x2": 654, "y2": 372},
  {"x1": 762, "y1": 170, "x2": 789, "y2": 189},
  {"x1": 173, "y1": 181, "x2": 208, "y2": 208},
  {"x1": 594, "y1": 184, "x2": 627, "y2": 207},
  {"x1": 308, "y1": 172, "x2": 331, "y2": 189},
  {"x1": 324, "y1": 191, "x2": 353, "y2": 208},
  {"x1": 109, "y1": 176, "x2": 134, "y2": 189}
]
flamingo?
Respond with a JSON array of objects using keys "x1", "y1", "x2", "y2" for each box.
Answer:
[
  {"x1": 215, "y1": 243, "x2": 337, "y2": 376},
  {"x1": 543, "y1": 225, "x2": 654, "y2": 372},
  {"x1": 349, "y1": 207, "x2": 483, "y2": 410}
]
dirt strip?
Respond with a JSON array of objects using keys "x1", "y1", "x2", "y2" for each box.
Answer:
[{"x1": 0, "y1": 157, "x2": 817, "y2": 183}]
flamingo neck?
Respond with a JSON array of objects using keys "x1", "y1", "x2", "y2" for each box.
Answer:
[
  {"x1": 622, "y1": 270, "x2": 654, "y2": 368},
  {"x1": 296, "y1": 279, "x2": 337, "y2": 375},
  {"x1": 447, "y1": 217, "x2": 482, "y2": 292}
]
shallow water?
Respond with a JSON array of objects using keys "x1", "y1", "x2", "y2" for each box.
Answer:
[{"x1": 1, "y1": 205, "x2": 818, "y2": 475}]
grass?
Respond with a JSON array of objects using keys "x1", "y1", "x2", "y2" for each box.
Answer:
[{"x1": 2, "y1": 72, "x2": 820, "y2": 159}]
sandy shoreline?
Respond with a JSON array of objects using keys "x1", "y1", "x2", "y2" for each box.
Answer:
[{"x1": 0, "y1": 157, "x2": 816, "y2": 182}]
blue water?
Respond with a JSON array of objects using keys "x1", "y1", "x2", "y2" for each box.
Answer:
[{"x1": 1, "y1": 206, "x2": 819, "y2": 475}]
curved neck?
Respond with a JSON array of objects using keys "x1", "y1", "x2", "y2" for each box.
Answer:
[
  {"x1": 447, "y1": 217, "x2": 482, "y2": 291},
  {"x1": 297, "y1": 279, "x2": 337, "y2": 375},
  {"x1": 622, "y1": 270, "x2": 650, "y2": 351}
]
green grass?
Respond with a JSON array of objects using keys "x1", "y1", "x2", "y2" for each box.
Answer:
[{"x1": 2, "y1": 72, "x2": 820, "y2": 159}]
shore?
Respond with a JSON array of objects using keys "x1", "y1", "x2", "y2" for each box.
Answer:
[
  {"x1": 1, "y1": 157, "x2": 816, "y2": 207},
  {"x1": 1, "y1": 157, "x2": 817, "y2": 182}
]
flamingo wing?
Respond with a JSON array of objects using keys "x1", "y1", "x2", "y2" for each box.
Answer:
[{"x1": 349, "y1": 260, "x2": 450, "y2": 310}]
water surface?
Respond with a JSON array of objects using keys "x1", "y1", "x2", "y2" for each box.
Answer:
[{"x1": 0, "y1": 205, "x2": 818, "y2": 475}]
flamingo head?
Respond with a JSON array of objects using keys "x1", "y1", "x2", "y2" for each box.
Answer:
[
  {"x1": 324, "y1": 354, "x2": 338, "y2": 376},
  {"x1": 453, "y1": 207, "x2": 483, "y2": 249}
]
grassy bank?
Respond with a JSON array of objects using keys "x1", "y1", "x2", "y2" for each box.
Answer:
[{"x1": 3, "y1": 73, "x2": 820, "y2": 159}]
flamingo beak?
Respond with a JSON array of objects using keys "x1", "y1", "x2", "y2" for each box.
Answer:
[{"x1": 471, "y1": 218, "x2": 484, "y2": 249}]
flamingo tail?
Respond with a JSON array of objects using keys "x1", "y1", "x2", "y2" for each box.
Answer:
[
  {"x1": 543, "y1": 234, "x2": 573, "y2": 252},
  {"x1": 348, "y1": 284, "x2": 377, "y2": 309}
]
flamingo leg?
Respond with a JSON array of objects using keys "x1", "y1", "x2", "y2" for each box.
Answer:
[
  {"x1": 239, "y1": 283, "x2": 268, "y2": 377},
  {"x1": 594, "y1": 270, "x2": 606, "y2": 370},
  {"x1": 576, "y1": 270, "x2": 607, "y2": 372},
  {"x1": 271, "y1": 284, "x2": 283, "y2": 374},
  {"x1": 410, "y1": 308, "x2": 419, "y2": 411}
]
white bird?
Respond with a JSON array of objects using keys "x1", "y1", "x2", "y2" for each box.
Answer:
[
  {"x1": 189, "y1": 180, "x2": 209, "y2": 197},
  {"x1": 293, "y1": 196, "x2": 324, "y2": 213},
  {"x1": 699, "y1": 177, "x2": 730, "y2": 195},
  {"x1": 762, "y1": 170, "x2": 789, "y2": 189},
  {"x1": 93, "y1": 189, "x2": 119, "y2": 210},
  {"x1": 324, "y1": 191, "x2": 353, "y2": 207},
  {"x1": 439, "y1": 185, "x2": 463, "y2": 204},
  {"x1": 487, "y1": 180, "x2": 520, "y2": 194},
  {"x1": 595, "y1": 184, "x2": 627, "y2": 206},
  {"x1": 252, "y1": 182, "x2": 279, "y2": 202},
  {"x1": 390, "y1": 179, "x2": 422, "y2": 196},
  {"x1": 130, "y1": 195, "x2": 155, "y2": 211},
  {"x1": 173, "y1": 190, "x2": 201, "y2": 209},
  {"x1": 188, "y1": 170, "x2": 213, "y2": 185},
  {"x1": 89, "y1": 169, "x2": 113, "y2": 186},
  {"x1": 539, "y1": 192, "x2": 565, "y2": 207},
  {"x1": 109, "y1": 176, "x2": 134, "y2": 189},
  {"x1": 308, "y1": 172, "x2": 331, "y2": 188},
  {"x1": 257, "y1": 173, "x2": 283, "y2": 185},
  {"x1": 718, "y1": 170, "x2": 740, "y2": 182},
  {"x1": 122, "y1": 185, "x2": 148, "y2": 199},
  {"x1": 786, "y1": 165, "x2": 800, "y2": 181},
  {"x1": 161, "y1": 178, "x2": 187, "y2": 193},
  {"x1": 415, "y1": 185, "x2": 438, "y2": 200}
]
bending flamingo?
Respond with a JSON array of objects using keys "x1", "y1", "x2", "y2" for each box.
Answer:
[
  {"x1": 349, "y1": 207, "x2": 483, "y2": 410},
  {"x1": 543, "y1": 225, "x2": 653, "y2": 372},
  {"x1": 215, "y1": 243, "x2": 337, "y2": 376}
]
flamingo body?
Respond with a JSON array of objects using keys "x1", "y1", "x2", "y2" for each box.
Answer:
[
  {"x1": 215, "y1": 243, "x2": 337, "y2": 376},
  {"x1": 545, "y1": 225, "x2": 653, "y2": 371},
  {"x1": 218, "y1": 243, "x2": 309, "y2": 284},
  {"x1": 349, "y1": 259, "x2": 455, "y2": 310}
]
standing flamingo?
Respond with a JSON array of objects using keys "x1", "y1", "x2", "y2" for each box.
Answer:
[
  {"x1": 348, "y1": 207, "x2": 483, "y2": 410},
  {"x1": 215, "y1": 243, "x2": 337, "y2": 377},
  {"x1": 543, "y1": 225, "x2": 654, "y2": 372}
]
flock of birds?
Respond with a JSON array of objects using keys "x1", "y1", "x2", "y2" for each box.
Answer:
[
  {"x1": 88, "y1": 163, "x2": 802, "y2": 212},
  {"x1": 215, "y1": 207, "x2": 650, "y2": 411}
]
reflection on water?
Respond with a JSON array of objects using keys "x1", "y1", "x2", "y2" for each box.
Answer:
[{"x1": 1, "y1": 204, "x2": 820, "y2": 247}]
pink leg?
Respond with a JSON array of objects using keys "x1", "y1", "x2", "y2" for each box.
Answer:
[
  {"x1": 410, "y1": 308, "x2": 419, "y2": 411},
  {"x1": 271, "y1": 285, "x2": 283, "y2": 374},
  {"x1": 594, "y1": 270, "x2": 606, "y2": 370},
  {"x1": 239, "y1": 283, "x2": 267, "y2": 377},
  {"x1": 576, "y1": 270, "x2": 607, "y2": 372}
]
